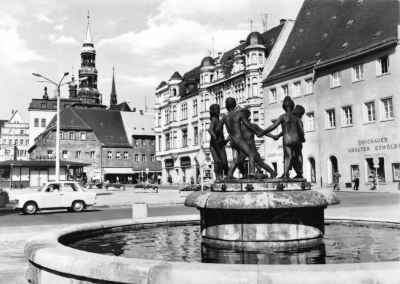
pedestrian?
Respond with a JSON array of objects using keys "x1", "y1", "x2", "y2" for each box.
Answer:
[
  {"x1": 190, "y1": 176, "x2": 194, "y2": 185},
  {"x1": 168, "y1": 175, "x2": 172, "y2": 185},
  {"x1": 157, "y1": 175, "x2": 161, "y2": 185},
  {"x1": 353, "y1": 176, "x2": 359, "y2": 190},
  {"x1": 333, "y1": 170, "x2": 341, "y2": 191}
]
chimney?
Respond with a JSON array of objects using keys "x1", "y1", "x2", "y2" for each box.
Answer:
[
  {"x1": 11, "y1": 110, "x2": 14, "y2": 114},
  {"x1": 140, "y1": 110, "x2": 143, "y2": 115},
  {"x1": 280, "y1": 19, "x2": 287, "y2": 25},
  {"x1": 133, "y1": 108, "x2": 136, "y2": 112},
  {"x1": 240, "y1": 40, "x2": 245, "y2": 45},
  {"x1": 218, "y1": 52, "x2": 222, "y2": 56}
]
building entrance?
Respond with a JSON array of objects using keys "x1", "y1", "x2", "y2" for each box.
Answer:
[{"x1": 327, "y1": 156, "x2": 338, "y2": 184}]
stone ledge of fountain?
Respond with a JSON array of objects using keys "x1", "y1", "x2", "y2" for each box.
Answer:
[{"x1": 24, "y1": 215, "x2": 400, "y2": 284}]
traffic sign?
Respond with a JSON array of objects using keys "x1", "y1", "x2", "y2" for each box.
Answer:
[
  {"x1": 195, "y1": 146, "x2": 206, "y2": 167},
  {"x1": 146, "y1": 168, "x2": 149, "y2": 173},
  {"x1": 373, "y1": 157, "x2": 379, "y2": 166}
]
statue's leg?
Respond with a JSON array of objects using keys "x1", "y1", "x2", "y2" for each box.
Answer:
[
  {"x1": 228, "y1": 143, "x2": 241, "y2": 178},
  {"x1": 283, "y1": 145, "x2": 293, "y2": 179},
  {"x1": 255, "y1": 153, "x2": 277, "y2": 178},
  {"x1": 293, "y1": 146, "x2": 303, "y2": 178},
  {"x1": 210, "y1": 146, "x2": 221, "y2": 180},
  {"x1": 236, "y1": 140, "x2": 257, "y2": 178},
  {"x1": 219, "y1": 147, "x2": 229, "y2": 179}
]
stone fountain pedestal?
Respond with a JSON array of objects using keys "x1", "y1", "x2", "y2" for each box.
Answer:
[{"x1": 184, "y1": 179, "x2": 340, "y2": 250}]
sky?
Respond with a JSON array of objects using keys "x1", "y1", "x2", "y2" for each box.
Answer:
[{"x1": 0, "y1": 0, "x2": 303, "y2": 121}]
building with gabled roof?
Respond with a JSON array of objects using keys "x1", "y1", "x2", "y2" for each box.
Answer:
[
  {"x1": 154, "y1": 20, "x2": 294, "y2": 183},
  {"x1": 262, "y1": 0, "x2": 400, "y2": 191}
]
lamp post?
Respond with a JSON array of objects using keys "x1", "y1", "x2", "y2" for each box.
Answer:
[{"x1": 32, "y1": 73, "x2": 87, "y2": 181}]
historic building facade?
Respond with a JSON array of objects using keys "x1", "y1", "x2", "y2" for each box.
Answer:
[
  {"x1": 262, "y1": 0, "x2": 400, "y2": 191},
  {"x1": 154, "y1": 21, "x2": 295, "y2": 184},
  {"x1": 0, "y1": 110, "x2": 30, "y2": 161}
]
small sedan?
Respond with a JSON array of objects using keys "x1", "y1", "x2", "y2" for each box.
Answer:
[{"x1": 14, "y1": 181, "x2": 97, "y2": 215}]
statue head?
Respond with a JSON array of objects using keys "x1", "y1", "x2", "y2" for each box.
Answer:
[
  {"x1": 209, "y1": 104, "x2": 220, "y2": 119},
  {"x1": 240, "y1": 108, "x2": 251, "y2": 120},
  {"x1": 225, "y1": 97, "x2": 237, "y2": 110},
  {"x1": 282, "y1": 96, "x2": 295, "y2": 111},
  {"x1": 292, "y1": 105, "x2": 305, "y2": 118}
]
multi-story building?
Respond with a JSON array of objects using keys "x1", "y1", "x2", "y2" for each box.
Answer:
[
  {"x1": 155, "y1": 21, "x2": 295, "y2": 184},
  {"x1": 0, "y1": 110, "x2": 29, "y2": 161},
  {"x1": 262, "y1": 0, "x2": 400, "y2": 191},
  {"x1": 29, "y1": 107, "x2": 161, "y2": 183}
]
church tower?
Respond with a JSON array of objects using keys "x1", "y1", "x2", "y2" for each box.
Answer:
[
  {"x1": 69, "y1": 68, "x2": 78, "y2": 98},
  {"x1": 77, "y1": 11, "x2": 101, "y2": 104},
  {"x1": 110, "y1": 67, "x2": 117, "y2": 106}
]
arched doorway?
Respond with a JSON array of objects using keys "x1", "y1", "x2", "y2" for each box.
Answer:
[
  {"x1": 327, "y1": 156, "x2": 338, "y2": 184},
  {"x1": 307, "y1": 157, "x2": 316, "y2": 183}
]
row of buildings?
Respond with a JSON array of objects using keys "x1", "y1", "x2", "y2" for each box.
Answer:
[{"x1": 154, "y1": 0, "x2": 400, "y2": 190}]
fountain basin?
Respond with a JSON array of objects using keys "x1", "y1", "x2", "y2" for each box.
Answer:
[{"x1": 25, "y1": 215, "x2": 399, "y2": 284}]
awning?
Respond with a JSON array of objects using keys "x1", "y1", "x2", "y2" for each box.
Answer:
[{"x1": 103, "y1": 168, "x2": 162, "y2": 174}]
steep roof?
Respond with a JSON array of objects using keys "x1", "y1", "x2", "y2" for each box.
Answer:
[
  {"x1": 109, "y1": 102, "x2": 132, "y2": 112},
  {"x1": 156, "y1": 81, "x2": 168, "y2": 90},
  {"x1": 169, "y1": 71, "x2": 183, "y2": 80},
  {"x1": 121, "y1": 112, "x2": 155, "y2": 137},
  {"x1": 46, "y1": 107, "x2": 91, "y2": 131},
  {"x1": 267, "y1": 0, "x2": 399, "y2": 80}
]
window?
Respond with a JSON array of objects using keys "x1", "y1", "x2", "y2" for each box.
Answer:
[
  {"x1": 60, "y1": 132, "x2": 63, "y2": 139},
  {"x1": 135, "y1": 140, "x2": 139, "y2": 146},
  {"x1": 34, "y1": 118, "x2": 39, "y2": 127},
  {"x1": 62, "y1": 150, "x2": 68, "y2": 158},
  {"x1": 41, "y1": 119, "x2": 46, "y2": 127},
  {"x1": 124, "y1": 152, "x2": 128, "y2": 159},
  {"x1": 252, "y1": 77, "x2": 258, "y2": 97},
  {"x1": 69, "y1": 132, "x2": 75, "y2": 140},
  {"x1": 15, "y1": 139, "x2": 18, "y2": 145},
  {"x1": 194, "y1": 127, "x2": 198, "y2": 145},
  {"x1": 5, "y1": 150, "x2": 10, "y2": 155},
  {"x1": 158, "y1": 135, "x2": 161, "y2": 151},
  {"x1": 365, "y1": 102, "x2": 376, "y2": 122},
  {"x1": 80, "y1": 132, "x2": 86, "y2": 140},
  {"x1": 182, "y1": 129, "x2": 188, "y2": 147},
  {"x1": 253, "y1": 111, "x2": 259, "y2": 124},
  {"x1": 76, "y1": 151, "x2": 81, "y2": 158},
  {"x1": 90, "y1": 151, "x2": 95, "y2": 158},
  {"x1": 116, "y1": 152, "x2": 121, "y2": 159},
  {"x1": 41, "y1": 103, "x2": 47, "y2": 109},
  {"x1": 63, "y1": 184, "x2": 78, "y2": 192},
  {"x1": 305, "y1": 79, "x2": 313, "y2": 94},
  {"x1": 258, "y1": 53, "x2": 263, "y2": 64},
  {"x1": 393, "y1": 163, "x2": 400, "y2": 182},
  {"x1": 193, "y1": 99, "x2": 198, "y2": 116},
  {"x1": 293, "y1": 82, "x2": 301, "y2": 97},
  {"x1": 8, "y1": 139, "x2": 12, "y2": 145},
  {"x1": 166, "y1": 134, "x2": 170, "y2": 150},
  {"x1": 142, "y1": 155, "x2": 146, "y2": 162},
  {"x1": 142, "y1": 140, "x2": 146, "y2": 146},
  {"x1": 331, "y1": 71, "x2": 340, "y2": 87},
  {"x1": 158, "y1": 113, "x2": 161, "y2": 126},
  {"x1": 306, "y1": 113, "x2": 315, "y2": 131},
  {"x1": 151, "y1": 155, "x2": 155, "y2": 162},
  {"x1": 251, "y1": 53, "x2": 257, "y2": 64},
  {"x1": 135, "y1": 154, "x2": 139, "y2": 161},
  {"x1": 381, "y1": 98, "x2": 393, "y2": 120},
  {"x1": 107, "y1": 151, "x2": 112, "y2": 159},
  {"x1": 365, "y1": 157, "x2": 385, "y2": 182},
  {"x1": 342, "y1": 106, "x2": 353, "y2": 126},
  {"x1": 150, "y1": 140, "x2": 155, "y2": 146},
  {"x1": 326, "y1": 109, "x2": 336, "y2": 128},
  {"x1": 26, "y1": 139, "x2": 29, "y2": 145},
  {"x1": 173, "y1": 131, "x2": 178, "y2": 148},
  {"x1": 181, "y1": 103, "x2": 188, "y2": 119},
  {"x1": 270, "y1": 88, "x2": 277, "y2": 103},
  {"x1": 378, "y1": 56, "x2": 389, "y2": 75},
  {"x1": 281, "y1": 85, "x2": 289, "y2": 99},
  {"x1": 20, "y1": 130, "x2": 24, "y2": 135},
  {"x1": 353, "y1": 64, "x2": 363, "y2": 81},
  {"x1": 47, "y1": 150, "x2": 53, "y2": 158},
  {"x1": 52, "y1": 104, "x2": 57, "y2": 110},
  {"x1": 172, "y1": 106, "x2": 177, "y2": 121}
]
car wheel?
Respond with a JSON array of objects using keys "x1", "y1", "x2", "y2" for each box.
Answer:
[
  {"x1": 22, "y1": 201, "x2": 38, "y2": 215},
  {"x1": 71, "y1": 201, "x2": 85, "y2": 212}
]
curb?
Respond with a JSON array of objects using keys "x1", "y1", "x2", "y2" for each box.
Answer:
[{"x1": 92, "y1": 202, "x2": 185, "y2": 209}]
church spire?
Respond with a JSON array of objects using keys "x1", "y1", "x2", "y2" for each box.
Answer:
[
  {"x1": 110, "y1": 67, "x2": 117, "y2": 106},
  {"x1": 84, "y1": 10, "x2": 92, "y2": 44}
]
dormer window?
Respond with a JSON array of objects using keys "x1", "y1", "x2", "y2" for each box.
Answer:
[
  {"x1": 294, "y1": 60, "x2": 300, "y2": 66},
  {"x1": 322, "y1": 33, "x2": 328, "y2": 40},
  {"x1": 331, "y1": 15, "x2": 337, "y2": 21},
  {"x1": 314, "y1": 52, "x2": 321, "y2": 58},
  {"x1": 291, "y1": 46, "x2": 296, "y2": 52},
  {"x1": 305, "y1": 11, "x2": 310, "y2": 18},
  {"x1": 346, "y1": 20, "x2": 353, "y2": 27},
  {"x1": 357, "y1": 0, "x2": 363, "y2": 4},
  {"x1": 279, "y1": 65, "x2": 285, "y2": 71},
  {"x1": 339, "y1": 0, "x2": 344, "y2": 4},
  {"x1": 373, "y1": 31, "x2": 381, "y2": 39},
  {"x1": 298, "y1": 29, "x2": 304, "y2": 35},
  {"x1": 227, "y1": 56, "x2": 232, "y2": 61},
  {"x1": 341, "y1": 43, "x2": 349, "y2": 50},
  {"x1": 269, "y1": 39, "x2": 274, "y2": 45}
]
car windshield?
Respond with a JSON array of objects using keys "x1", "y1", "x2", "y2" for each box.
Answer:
[{"x1": 38, "y1": 184, "x2": 47, "y2": 192}]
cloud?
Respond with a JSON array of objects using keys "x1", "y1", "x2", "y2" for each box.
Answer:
[
  {"x1": 106, "y1": 20, "x2": 117, "y2": 27},
  {"x1": 35, "y1": 14, "x2": 54, "y2": 23},
  {"x1": 0, "y1": 11, "x2": 46, "y2": 66},
  {"x1": 48, "y1": 34, "x2": 78, "y2": 45},
  {"x1": 119, "y1": 75, "x2": 160, "y2": 88},
  {"x1": 54, "y1": 24, "x2": 63, "y2": 31}
]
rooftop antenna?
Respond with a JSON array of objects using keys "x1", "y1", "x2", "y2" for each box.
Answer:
[
  {"x1": 261, "y1": 13, "x2": 269, "y2": 32},
  {"x1": 212, "y1": 36, "x2": 214, "y2": 57},
  {"x1": 249, "y1": 19, "x2": 253, "y2": 32}
]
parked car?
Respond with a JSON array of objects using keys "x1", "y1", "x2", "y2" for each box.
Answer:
[{"x1": 14, "y1": 181, "x2": 97, "y2": 215}]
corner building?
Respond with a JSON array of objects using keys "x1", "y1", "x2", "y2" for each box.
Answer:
[
  {"x1": 262, "y1": 0, "x2": 400, "y2": 190},
  {"x1": 155, "y1": 21, "x2": 295, "y2": 184}
]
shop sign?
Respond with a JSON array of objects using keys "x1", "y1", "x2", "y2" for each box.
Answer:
[
  {"x1": 348, "y1": 137, "x2": 400, "y2": 153},
  {"x1": 165, "y1": 159, "x2": 174, "y2": 168},
  {"x1": 181, "y1": 157, "x2": 191, "y2": 167}
]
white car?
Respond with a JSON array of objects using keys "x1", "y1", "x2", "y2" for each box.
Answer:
[{"x1": 14, "y1": 181, "x2": 97, "y2": 215}]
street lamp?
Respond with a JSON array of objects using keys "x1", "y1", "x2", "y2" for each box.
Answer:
[{"x1": 32, "y1": 72, "x2": 87, "y2": 181}]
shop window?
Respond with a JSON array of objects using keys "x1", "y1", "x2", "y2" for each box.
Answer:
[
  {"x1": 365, "y1": 157, "x2": 385, "y2": 182},
  {"x1": 392, "y1": 163, "x2": 400, "y2": 182},
  {"x1": 351, "y1": 165, "x2": 359, "y2": 180}
]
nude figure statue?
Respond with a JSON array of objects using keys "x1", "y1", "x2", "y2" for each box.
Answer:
[
  {"x1": 216, "y1": 97, "x2": 262, "y2": 179},
  {"x1": 262, "y1": 96, "x2": 304, "y2": 179},
  {"x1": 235, "y1": 108, "x2": 278, "y2": 179},
  {"x1": 208, "y1": 104, "x2": 228, "y2": 180}
]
